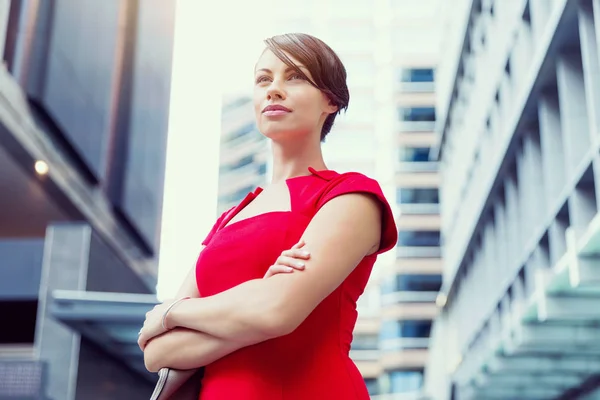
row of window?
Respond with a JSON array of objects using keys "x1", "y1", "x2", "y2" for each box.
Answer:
[
  {"x1": 397, "y1": 230, "x2": 441, "y2": 247},
  {"x1": 399, "y1": 147, "x2": 431, "y2": 163},
  {"x1": 381, "y1": 320, "x2": 432, "y2": 340},
  {"x1": 400, "y1": 68, "x2": 435, "y2": 83},
  {"x1": 397, "y1": 188, "x2": 439, "y2": 204},
  {"x1": 399, "y1": 107, "x2": 436, "y2": 122},
  {"x1": 381, "y1": 274, "x2": 442, "y2": 294}
]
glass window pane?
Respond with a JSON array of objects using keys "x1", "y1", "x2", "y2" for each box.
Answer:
[
  {"x1": 389, "y1": 369, "x2": 424, "y2": 393},
  {"x1": 400, "y1": 321, "x2": 432, "y2": 338},
  {"x1": 352, "y1": 334, "x2": 379, "y2": 350},
  {"x1": 399, "y1": 147, "x2": 431, "y2": 162},
  {"x1": 364, "y1": 378, "x2": 380, "y2": 396},
  {"x1": 400, "y1": 68, "x2": 435, "y2": 83},
  {"x1": 399, "y1": 107, "x2": 436, "y2": 122},
  {"x1": 398, "y1": 231, "x2": 441, "y2": 247},
  {"x1": 398, "y1": 275, "x2": 442, "y2": 291},
  {"x1": 381, "y1": 274, "x2": 442, "y2": 293},
  {"x1": 397, "y1": 188, "x2": 439, "y2": 204}
]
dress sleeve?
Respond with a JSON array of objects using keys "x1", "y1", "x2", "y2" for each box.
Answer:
[
  {"x1": 315, "y1": 173, "x2": 398, "y2": 254},
  {"x1": 201, "y1": 207, "x2": 234, "y2": 246}
]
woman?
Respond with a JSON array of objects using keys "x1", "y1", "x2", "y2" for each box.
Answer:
[{"x1": 139, "y1": 33, "x2": 397, "y2": 399}]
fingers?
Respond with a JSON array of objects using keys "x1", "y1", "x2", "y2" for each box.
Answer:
[
  {"x1": 276, "y1": 255, "x2": 307, "y2": 269},
  {"x1": 264, "y1": 265, "x2": 295, "y2": 278},
  {"x1": 264, "y1": 240, "x2": 311, "y2": 279},
  {"x1": 280, "y1": 248, "x2": 310, "y2": 260},
  {"x1": 291, "y1": 239, "x2": 306, "y2": 249}
]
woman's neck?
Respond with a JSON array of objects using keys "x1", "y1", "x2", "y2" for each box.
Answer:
[{"x1": 269, "y1": 138, "x2": 327, "y2": 184}]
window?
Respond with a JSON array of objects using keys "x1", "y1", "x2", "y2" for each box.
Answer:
[
  {"x1": 381, "y1": 274, "x2": 442, "y2": 293},
  {"x1": 399, "y1": 107, "x2": 436, "y2": 122},
  {"x1": 381, "y1": 321, "x2": 432, "y2": 341},
  {"x1": 399, "y1": 147, "x2": 431, "y2": 162},
  {"x1": 389, "y1": 369, "x2": 424, "y2": 393},
  {"x1": 351, "y1": 334, "x2": 379, "y2": 350},
  {"x1": 397, "y1": 188, "x2": 439, "y2": 204},
  {"x1": 364, "y1": 378, "x2": 380, "y2": 396},
  {"x1": 400, "y1": 68, "x2": 434, "y2": 83},
  {"x1": 398, "y1": 231, "x2": 441, "y2": 247}
]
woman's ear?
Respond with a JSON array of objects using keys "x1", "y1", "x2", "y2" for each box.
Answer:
[{"x1": 325, "y1": 98, "x2": 339, "y2": 114}]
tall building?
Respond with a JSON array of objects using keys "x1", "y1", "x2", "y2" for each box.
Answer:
[
  {"x1": 218, "y1": 95, "x2": 268, "y2": 214},
  {"x1": 425, "y1": 0, "x2": 600, "y2": 399},
  {"x1": 0, "y1": 2, "x2": 175, "y2": 399}
]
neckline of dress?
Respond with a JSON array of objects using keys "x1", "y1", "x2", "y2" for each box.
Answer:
[{"x1": 217, "y1": 167, "x2": 336, "y2": 232}]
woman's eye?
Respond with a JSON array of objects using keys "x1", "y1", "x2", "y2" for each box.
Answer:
[
  {"x1": 289, "y1": 73, "x2": 304, "y2": 80},
  {"x1": 255, "y1": 76, "x2": 270, "y2": 84}
]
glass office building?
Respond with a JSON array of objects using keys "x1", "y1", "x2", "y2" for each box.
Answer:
[
  {"x1": 218, "y1": 95, "x2": 268, "y2": 214},
  {"x1": 0, "y1": 2, "x2": 175, "y2": 399},
  {"x1": 425, "y1": 0, "x2": 600, "y2": 399}
]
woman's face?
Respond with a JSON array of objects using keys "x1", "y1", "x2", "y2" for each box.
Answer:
[{"x1": 253, "y1": 49, "x2": 337, "y2": 142}]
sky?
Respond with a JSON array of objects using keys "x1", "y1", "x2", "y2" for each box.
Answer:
[{"x1": 156, "y1": 0, "x2": 275, "y2": 299}]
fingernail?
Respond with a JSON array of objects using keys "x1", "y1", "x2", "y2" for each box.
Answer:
[
  {"x1": 286, "y1": 267, "x2": 294, "y2": 272},
  {"x1": 296, "y1": 262, "x2": 305, "y2": 268},
  {"x1": 301, "y1": 250, "x2": 310, "y2": 256}
]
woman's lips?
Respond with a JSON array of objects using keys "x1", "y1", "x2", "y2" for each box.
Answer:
[{"x1": 263, "y1": 109, "x2": 290, "y2": 117}]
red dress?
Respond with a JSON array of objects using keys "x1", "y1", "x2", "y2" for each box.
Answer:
[{"x1": 195, "y1": 168, "x2": 397, "y2": 400}]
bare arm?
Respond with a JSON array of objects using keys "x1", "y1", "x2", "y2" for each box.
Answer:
[
  {"x1": 144, "y1": 247, "x2": 247, "y2": 372},
  {"x1": 167, "y1": 193, "x2": 382, "y2": 342}
]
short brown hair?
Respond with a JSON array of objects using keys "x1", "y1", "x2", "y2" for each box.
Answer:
[{"x1": 264, "y1": 33, "x2": 349, "y2": 142}]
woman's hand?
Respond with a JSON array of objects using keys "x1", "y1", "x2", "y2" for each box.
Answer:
[
  {"x1": 263, "y1": 239, "x2": 310, "y2": 278},
  {"x1": 138, "y1": 299, "x2": 179, "y2": 351}
]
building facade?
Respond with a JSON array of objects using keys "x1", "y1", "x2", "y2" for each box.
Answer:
[
  {"x1": 218, "y1": 95, "x2": 268, "y2": 214},
  {"x1": 425, "y1": 0, "x2": 600, "y2": 399},
  {"x1": 0, "y1": 1, "x2": 175, "y2": 399}
]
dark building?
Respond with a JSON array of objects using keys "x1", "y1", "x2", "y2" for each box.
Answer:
[{"x1": 0, "y1": 1, "x2": 175, "y2": 399}]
